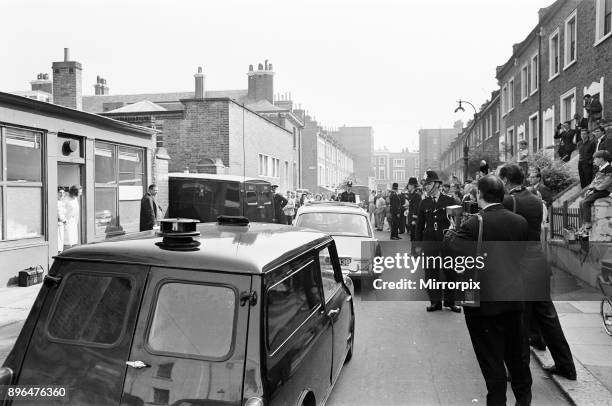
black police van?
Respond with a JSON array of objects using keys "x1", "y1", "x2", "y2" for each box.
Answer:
[
  {"x1": 167, "y1": 173, "x2": 275, "y2": 223},
  {"x1": 0, "y1": 218, "x2": 355, "y2": 406}
]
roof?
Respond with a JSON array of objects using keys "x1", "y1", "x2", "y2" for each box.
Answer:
[
  {"x1": 0, "y1": 91, "x2": 157, "y2": 137},
  {"x1": 168, "y1": 173, "x2": 267, "y2": 183},
  {"x1": 82, "y1": 89, "x2": 249, "y2": 113},
  {"x1": 245, "y1": 99, "x2": 285, "y2": 112},
  {"x1": 57, "y1": 223, "x2": 331, "y2": 274},
  {"x1": 106, "y1": 100, "x2": 167, "y2": 113}
]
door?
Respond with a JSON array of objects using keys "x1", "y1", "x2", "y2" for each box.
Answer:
[
  {"x1": 58, "y1": 163, "x2": 84, "y2": 244},
  {"x1": 120, "y1": 268, "x2": 252, "y2": 406},
  {"x1": 317, "y1": 243, "x2": 353, "y2": 381},
  {"x1": 16, "y1": 261, "x2": 149, "y2": 405}
]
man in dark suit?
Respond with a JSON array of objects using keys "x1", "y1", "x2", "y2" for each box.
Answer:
[
  {"x1": 398, "y1": 190, "x2": 407, "y2": 234},
  {"x1": 577, "y1": 128, "x2": 597, "y2": 188},
  {"x1": 528, "y1": 171, "x2": 553, "y2": 209},
  {"x1": 415, "y1": 170, "x2": 460, "y2": 312},
  {"x1": 593, "y1": 125, "x2": 612, "y2": 153},
  {"x1": 389, "y1": 182, "x2": 402, "y2": 240},
  {"x1": 500, "y1": 164, "x2": 576, "y2": 381},
  {"x1": 406, "y1": 177, "x2": 422, "y2": 250},
  {"x1": 447, "y1": 174, "x2": 532, "y2": 405},
  {"x1": 140, "y1": 184, "x2": 163, "y2": 231},
  {"x1": 340, "y1": 181, "x2": 356, "y2": 203},
  {"x1": 271, "y1": 185, "x2": 287, "y2": 224}
]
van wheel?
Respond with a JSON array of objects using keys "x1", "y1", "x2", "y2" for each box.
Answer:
[{"x1": 344, "y1": 320, "x2": 354, "y2": 363}]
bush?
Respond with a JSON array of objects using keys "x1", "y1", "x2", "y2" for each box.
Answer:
[{"x1": 526, "y1": 152, "x2": 575, "y2": 195}]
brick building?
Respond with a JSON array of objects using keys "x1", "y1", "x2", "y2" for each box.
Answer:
[
  {"x1": 88, "y1": 62, "x2": 302, "y2": 205},
  {"x1": 441, "y1": 93, "x2": 501, "y2": 181},
  {"x1": 300, "y1": 115, "x2": 354, "y2": 193},
  {"x1": 497, "y1": 0, "x2": 612, "y2": 162},
  {"x1": 328, "y1": 126, "x2": 375, "y2": 187},
  {"x1": 373, "y1": 148, "x2": 419, "y2": 190},
  {"x1": 418, "y1": 121, "x2": 463, "y2": 173}
]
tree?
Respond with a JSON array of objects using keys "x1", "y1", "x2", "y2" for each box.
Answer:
[{"x1": 525, "y1": 151, "x2": 576, "y2": 196}]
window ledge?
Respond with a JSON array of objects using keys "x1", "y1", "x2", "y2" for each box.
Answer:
[
  {"x1": 594, "y1": 32, "x2": 612, "y2": 47},
  {"x1": 563, "y1": 59, "x2": 577, "y2": 71},
  {"x1": 507, "y1": 108, "x2": 515, "y2": 114},
  {"x1": 0, "y1": 239, "x2": 47, "y2": 253},
  {"x1": 521, "y1": 97, "x2": 528, "y2": 104},
  {"x1": 530, "y1": 88, "x2": 538, "y2": 97},
  {"x1": 548, "y1": 72, "x2": 560, "y2": 82}
]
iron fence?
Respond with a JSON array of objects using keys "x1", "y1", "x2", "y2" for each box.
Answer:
[{"x1": 550, "y1": 201, "x2": 582, "y2": 239}]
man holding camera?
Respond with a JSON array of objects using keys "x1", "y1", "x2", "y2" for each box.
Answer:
[{"x1": 414, "y1": 170, "x2": 461, "y2": 313}]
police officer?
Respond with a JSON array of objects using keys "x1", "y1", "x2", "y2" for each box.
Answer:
[
  {"x1": 340, "y1": 181, "x2": 356, "y2": 203},
  {"x1": 405, "y1": 177, "x2": 422, "y2": 249},
  {"x1": 415, "y1": 170, "x2": 461, "y2": 312},
  {"x1": 389, "y1": 183, "x2": 402, "y2": 240},
  {"x1": 398, "y1": 189, "x2": 407, "y2": 234}
]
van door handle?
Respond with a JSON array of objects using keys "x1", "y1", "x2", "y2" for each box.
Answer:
[
  {"x1": 327, "y1": 308, "x2": 340, "y2": 317},
  {"x1": 126, "y1": 361, "x2": 150, "y2": 369}
]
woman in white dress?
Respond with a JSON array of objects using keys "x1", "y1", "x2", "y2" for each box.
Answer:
[
  {"x1": 57, "y1": 187, "x2": 67, "y2": 254},
  {"x1": 63, "y1": 185, "x2": 82, "y2": 250}
]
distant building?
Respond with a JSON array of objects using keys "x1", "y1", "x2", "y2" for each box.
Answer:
[
  {"x1": 329, "y1": 126, "x2": 374, "y2": 187},
  {"x1": 441, "y1": 92, "x2": 501, "y2": 181},
  {"x1": 300, "y1": 114, "x2": 354, "y2": 194},
  {"x1": 373, "y1": 148, "x2": 419, "y2": 190},
  {"x1": 418, "y1": 121, "x2": 463, "y2": 174}
]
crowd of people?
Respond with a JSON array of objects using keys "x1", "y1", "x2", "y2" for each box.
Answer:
[{"x1": 380, "y1": 165, "x2": 577, "y2": 405}]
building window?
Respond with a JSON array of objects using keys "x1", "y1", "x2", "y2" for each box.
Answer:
[
  {"x1": 393, "y1": 170, "x2": 406, "y2": 181},
  {"x1": 560, "y1": 88, "x2": 577, "y2": 123},
  {"x1": 529, "y1": 113, "x2": 539, "y2": 153},
  {"x1": 506, "y1": 127, "x2": 515, "y2": 160},
  {"x1": 596, "y1": 0, "x2": 612, "y2": 43},
  {"x1": 0, "y1": 127, "x2": 44, "y2": 241},
  {"x1": 507, "y1": 77, "x2": 515, "y2": 112},
  {"x1": 94, "y1": 141, "x2": 145, "y2": 236},
  {"x1": 520, "y1": 64, "x2": 529, "y2": 102},
  {"x1": 549, "y1": 29, "x2": 560, "y2": 79},
  {"x1": 377, "y1": 167, "x2": 386, "y2": 180},
  {"x1": 501, "y1": 85, "x2": 508, "y2": 115},
  {"x1": 393, "y1": 159, "x2": 405, "y2": 167},
  {"x1": 530, "y1": 54, "x2": 539, "y2": 94},
  {"x1": 564, "y1": 11, "x2": 577, "y2": 67}
]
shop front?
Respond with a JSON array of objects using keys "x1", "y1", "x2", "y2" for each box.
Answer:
[{"x1": 0, "y1": 92, "x2": 158, "y2": 286}]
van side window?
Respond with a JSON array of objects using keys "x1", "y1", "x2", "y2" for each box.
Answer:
[
  {"x1": 318, "y1": 247, "x2": 341, "y2": 302},
  {"x1": 48, "y1": 274, "x2": 133, "y2": 345},
  {"x1": 246, "y1": 191, "x2": 258, "y2": 205},
  {"x1": 267, "y1": 260, "x2": 322, "y2": 350},
  {"x1": 147, "y1": 283, "x2": 235, "y2": 359}
]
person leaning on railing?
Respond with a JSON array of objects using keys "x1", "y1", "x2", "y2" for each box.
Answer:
[{"x1": 578, "y1": 150, "x2": 612, "y2": 235}]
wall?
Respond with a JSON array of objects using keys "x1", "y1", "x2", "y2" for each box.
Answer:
[{"x1": 228, "y1": 102, "x2": 295, "y2": 190}]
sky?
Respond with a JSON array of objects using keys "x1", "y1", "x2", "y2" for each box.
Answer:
[{"x1": 1, "y1": 0, "x2": 555, "y2": 152}]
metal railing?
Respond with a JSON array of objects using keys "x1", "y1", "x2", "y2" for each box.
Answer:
[{"x1": 550, "y1": 201, "x2": 582, "y2": 239}]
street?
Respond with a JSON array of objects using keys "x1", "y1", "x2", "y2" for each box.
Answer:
[{"x1": 325, "y1": 228, "x2": 569, "y2": 405}]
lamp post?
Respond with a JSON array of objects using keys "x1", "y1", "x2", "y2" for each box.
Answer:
[{"x1": 455, "y1": 100, "x2": 478, "y2": 181}]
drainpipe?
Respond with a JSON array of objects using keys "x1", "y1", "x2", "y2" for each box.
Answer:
[{"x1": 538, "y1": 26, "x2": 543, "y2": 153}]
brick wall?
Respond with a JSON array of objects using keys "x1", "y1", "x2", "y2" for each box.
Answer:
[
  {"x1": 163, "y1": 99, "x2": 230, "y2": 173},
  {"x1": 301, "y1": 116, "x2": 321, "y2": 192}
]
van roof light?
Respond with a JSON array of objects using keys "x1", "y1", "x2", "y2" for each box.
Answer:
[
  {"x1": 217, "y1": 215, "x2": 250, "y2": 226},
  {"x1": 155, "y1": 218, "x2": 201, "y2": 251}
]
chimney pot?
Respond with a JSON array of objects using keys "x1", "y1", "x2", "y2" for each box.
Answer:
[
  {"x1": 258, "y1": 63, "x2": 263, "y2": 70},
  {"x1": 269, "y1": 63, "x2": 273, "y2": 70},
  {"x1": 64, "y1": 48, "x2": 69, "y2": 61},
  {"x1": 249, "y1": 64, "x2": 253, "y2": 71},
  {"x1": 198, "y1": 66, "x2": 202, "y2": 74}
]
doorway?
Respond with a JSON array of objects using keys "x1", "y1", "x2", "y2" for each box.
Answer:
[{"x1": 58, "y1": 163, "x2": 84, "y2": 245}]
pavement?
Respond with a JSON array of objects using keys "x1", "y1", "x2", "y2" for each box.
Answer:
[{"x1": 0, "y1": 230, "x2": 611, "y2": 405}]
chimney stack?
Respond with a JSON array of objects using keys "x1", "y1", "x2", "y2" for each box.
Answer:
[
  {"x1": 194, "y1": 66, "x2": 205, "y2": 99},
  {"x1": 30, "y1": 72, "x2": 53, "y2": 95},
  {"x1": 52, "y1": 48, "x2": 82, "y2": 110},
  {"x1": 247, "y1": 60, "x2": 274, "y2": 103},
  {"x1": 94, "y1": 75, "x2": 110, "y2": 95}
]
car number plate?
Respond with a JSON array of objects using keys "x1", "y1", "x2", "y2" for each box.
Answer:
[{"x1": 339, "y1": 257, "x2": 352, "y2": 266}]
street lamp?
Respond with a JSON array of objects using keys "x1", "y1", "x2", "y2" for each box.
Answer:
[{"x1": 455, "y1": 99, "x2": 478, "y2": 182}]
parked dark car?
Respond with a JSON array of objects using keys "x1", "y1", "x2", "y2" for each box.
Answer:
[
  {"x1": 0, "y1": 217, "x2": 355, "y2": 406},
  {"x1": 166, "y1": 173, "x2": 275, "y2": 223}
]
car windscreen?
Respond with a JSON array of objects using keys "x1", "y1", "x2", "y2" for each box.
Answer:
[{"x1": 295, "y1": 212, "x2": 371, "y2": 237}]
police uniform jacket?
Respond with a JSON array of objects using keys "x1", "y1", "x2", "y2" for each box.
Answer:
[
  {"x1": 407, "y1": 190, "x2": 422, "y2": 223},
  {"x1": 340, "y1": 191, "x2": 356, "y2": 203},
  {"x1": 415, "y1": 193, "x2": 455, "y2": 242}
]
